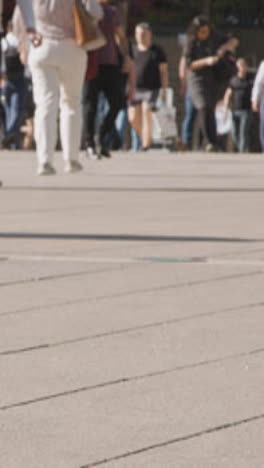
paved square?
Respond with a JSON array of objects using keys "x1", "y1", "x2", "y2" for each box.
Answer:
[{"x1": 1, "y1": 150, "x2": 264, "y2": 467}]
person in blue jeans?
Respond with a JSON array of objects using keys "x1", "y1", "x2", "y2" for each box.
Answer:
[
  {"x1": 1, "y1": 24, "x2": 26, "y2": 148},
  {"x1": 224, "y1": 58, "x2": 254, "y2": 153},
  {"x1": 179, "y1": 54, "x2": 196, "y2": 150}
]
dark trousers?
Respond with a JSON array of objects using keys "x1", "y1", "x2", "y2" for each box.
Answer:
[
  {"x1": 82, "y1": 65, "x2": 122, "y2": 150},
  {"x1": 198, "y1": 106, "x2": 217, "y2": 146}
]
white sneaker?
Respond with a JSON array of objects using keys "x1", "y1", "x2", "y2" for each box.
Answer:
[
  {"x1": 37, "y1": 162, "x2": 56, "y2": 176},
  {"x1": 85, "y1": 146, "x2": 98, "y2": 160},
  {"x1": 64, "y1": 160, "x2": 83, "y2": 174}
]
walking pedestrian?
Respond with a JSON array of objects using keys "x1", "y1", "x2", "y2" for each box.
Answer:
[
  {"x1": 224, "y1": 58, "x2": 254, "y2": 153},
  {"x1": 185, "y1": 15, "x2": 238, "y2": 152},
  {"x1": 179, "y1": 54, "x2": 196, "y2": 151},
  {"x1": 252, "y1": 61, "x2": 264, "y2": 151},
  {"x1": 128, "y1": 23, "x2": 169, "y2": 152},
  {"x1": 0, "y1": 0, "x2": 37, "y2": 185},
  {"x1": 82, "y1": 0, "x2": 130, "y2": 159},
  {"x1": 28, "y1": 0, "x2": 103, "y2": 175},
  {"x1": 1, "y1": 21, "x2": 26, "y2": 148}
]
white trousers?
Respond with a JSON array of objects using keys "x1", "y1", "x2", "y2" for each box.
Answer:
[{"x1": 29, "y1": 38, "x2": 86, "y2": 164}]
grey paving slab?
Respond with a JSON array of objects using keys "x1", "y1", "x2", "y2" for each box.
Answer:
[
  {"x1": 1, "y1": 150, "x2": 264, "y2": 467},
  {"x1": 103, "y1": 418, "x2": 264, "y2": 468},
  {"x1": 1, "y1": 305, "x2": 264, "y2": 408},
  {"x1": 0, "y1": 269, "x2": 263, "y2": 353},
  {"x1": 1, "y1": 354, "x2": 264, "y2": 468}
]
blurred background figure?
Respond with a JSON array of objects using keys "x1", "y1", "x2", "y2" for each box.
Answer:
[
  {"x1": 185, "y1": 15, "x2": 238, "y2": 152},
  {"x1": 252, "y1": 60, "x2": 264, "y2": 152},
  {"x1": 82, "y1": 0, "x2": 131, "y2": 160},
  {"x1": 128, "y1": 22, "x2": 168, "y2": 152},
  {"x1": 224, "y1": 58, "x2": 254, "y2": 153},
  {"x1": 1, "y1": 20, "x2": 26, "y2": 148},
  {"x1": 178, "y1": 52, "x2": 196, "y2": 151}
]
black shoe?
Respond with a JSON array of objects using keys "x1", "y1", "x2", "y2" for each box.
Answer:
[
  {"x1": 2, "y1": 133, "x2": 16, "y2": 148},
  {"x1": 142, "y1": 146, "x2": 150, "y2": 152},
  {"x1": 100, "y1": 147, "x2": 112, "y2": 158}
]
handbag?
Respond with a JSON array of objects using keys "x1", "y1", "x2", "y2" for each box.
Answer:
[{"x1": 73, "y1": 0, "x2": 106, "y2": 51}]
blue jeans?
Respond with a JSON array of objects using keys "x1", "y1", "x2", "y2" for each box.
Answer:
[
  {"x1": 232, "y1": 110, "x2": 251, "y2": 153},
  {"x1": 3, "y1": 78, "x2": 26, "y2": 139},
  {"x1": 181, "y1": 92, "x2": 197, "y2": 147}
]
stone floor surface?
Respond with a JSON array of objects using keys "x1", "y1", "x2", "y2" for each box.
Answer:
[{"x1": 1, "y1": 150, "x2": 264, "y2": 468}]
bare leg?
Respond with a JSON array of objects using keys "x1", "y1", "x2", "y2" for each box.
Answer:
[
  {"x1": 128, "y1": 105, "x2": 143, "y2": 139},
  {"x1": 142, "y1": 101, "x2": 153, "y2": 148}
]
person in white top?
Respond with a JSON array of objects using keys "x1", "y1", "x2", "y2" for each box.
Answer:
[
  {"x1": 251, "y1": 61, "x2": 264, "y2": 151},
  {"x1": 27, "y1": 0, "x2": 103, "y2": 175}
]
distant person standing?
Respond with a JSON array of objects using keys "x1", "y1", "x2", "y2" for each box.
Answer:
[
  {"x1": 179, "y1": 53, "x2": 196, "y2": 151},
  {"x1": 1, "y1": 21, "x2": 26, "y2": 148},
  {"x1": 224, "y1": 58, "x2": 254, "y2": 153},
  {"x1": 82, "y1": 0, "x2": 130, "y2": 159},
  {"x1": 128, "y1": 23, "x2": 169, "y2": 151},
  {"x1": 252, "y1": 61, "x2": 264, "y2": 151},
  {"x1": 0, "y1": 0, "x2": 37, "y2": 185},
  {"x1": 185, "y1": 15, "x2": 238, "y2": 151}
]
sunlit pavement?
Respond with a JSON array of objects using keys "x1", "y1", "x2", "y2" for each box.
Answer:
[{"x1": 1, "y1": 149, "x2": 264, "y2": 468}]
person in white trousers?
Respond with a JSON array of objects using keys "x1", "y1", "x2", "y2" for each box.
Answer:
[{"x1": 28, "y1": 0, "x2": 103, "y2": 175}]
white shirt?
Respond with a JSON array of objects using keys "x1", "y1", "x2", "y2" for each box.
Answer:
[{"x1": 252, "y1": 61, "x2": 264, "y2": 104}]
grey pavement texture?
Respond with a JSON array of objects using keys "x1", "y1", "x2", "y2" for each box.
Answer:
[{"x1": 1, "y1": 149, "x2": 264, "y2": 468}]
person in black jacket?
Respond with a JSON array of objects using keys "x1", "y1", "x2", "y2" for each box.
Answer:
[{"x1": 185, "y1": 15, "x2": 238, "y2": 152}]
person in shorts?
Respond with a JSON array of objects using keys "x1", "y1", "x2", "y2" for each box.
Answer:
[
  {"x1": 128, "y1": 23, "x2": 169, "y2": 151},
  {"x1": 224, "y1": 58, "x2": 254, "y2": 152}
]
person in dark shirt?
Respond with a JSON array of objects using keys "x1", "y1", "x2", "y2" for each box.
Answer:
[
  {"x1": 224, "y1": 58, "x2": 254, "y2": 153},
  {"x1": 128, "y1": 22, "x2": 169, "y2": 151},
  {"x1": 82, "y1": 0, "x2": 131, "y2": 159},
  {"x1": 185, "y1": 15, "x2": 238, "y2": 151}
]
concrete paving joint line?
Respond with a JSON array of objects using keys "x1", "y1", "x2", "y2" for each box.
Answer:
[
  {"x1": 1, "y1": 298, "x2": 264, "y2": 357},
  {"x1": 1, "y1": 345, "x2": 264, "y2": 412},
  {"x1": 80, "y1": 412, "x2": 264, "y2": 468}
]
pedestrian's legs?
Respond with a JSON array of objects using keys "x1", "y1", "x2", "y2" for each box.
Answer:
[
  {"x1": 131, "y1": 127, "x2": 141, "y2": 151},
  {"x1": 198, "y1": 106, "x2": 217, "y2": 147},
  {"x1": 128, "y1": 104, "x2": 142, "y2": 140},
  {"x1": 239, "y1": 110, "x2": 251, "y2": 153},
  {"x1": 181, "y1": 92, "x2": 197, "y2": 147},
  {"x1": 58, "y1": 43, "x2": 86, "y2": 162},
  {"x1": 30, "y1": 63, "x2": 59, "y2": 165},
  {"x1": 82, "y1": 77, "x2": 100, "y2": 149},
  {"x1": 99, "y1": 66, "x2": 122, "y2": 151},
  {"x1": 231, "y1": 111, "x2": 240, "y2": 151},
  {"x1": 115, "y1": 108, "x2": 129, "y2": 149},
  {"x1": 141, "y1": 101, "x2": 153, "y2": 148}
]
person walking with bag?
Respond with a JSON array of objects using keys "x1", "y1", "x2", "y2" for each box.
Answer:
[
  {"x1": 185, "y1": 15, "x2": 238, "y2": 152},
  {"x1": 28, "y1": 0, "x2": 103, "y2": 175}
]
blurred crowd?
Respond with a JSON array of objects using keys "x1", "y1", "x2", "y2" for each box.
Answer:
[{"x1": 0, "y1": 0, "x2": 264, "y2": 179}]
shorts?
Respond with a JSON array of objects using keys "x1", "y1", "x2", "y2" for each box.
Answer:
[{"x1": 130, "y1": 89, "x2": 159, "y2": 109}]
